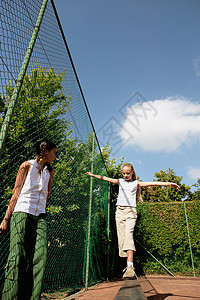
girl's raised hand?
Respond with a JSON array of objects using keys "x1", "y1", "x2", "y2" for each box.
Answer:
[{"x1": 170, "y1": 183, "x2": 180, "y2": 190}]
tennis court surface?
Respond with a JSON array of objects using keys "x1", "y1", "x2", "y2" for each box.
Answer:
[{"x1": 64, "y1": 276, "x2": 200, "y2": 300}]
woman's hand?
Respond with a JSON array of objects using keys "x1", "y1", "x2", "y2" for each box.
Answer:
[{"x1": 0, "y1": 219, "x2": 9, "y2": 234}]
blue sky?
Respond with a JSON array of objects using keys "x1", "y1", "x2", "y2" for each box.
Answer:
[{"x1": 54, "y1": 0, "x2": 200, "y2": 187}]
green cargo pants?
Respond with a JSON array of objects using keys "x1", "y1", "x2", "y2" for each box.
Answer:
[{"x1": 2, "y1": 212, "x2": 47, "y2": 300}]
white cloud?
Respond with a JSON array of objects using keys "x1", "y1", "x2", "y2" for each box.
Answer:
[
  {"x1": 119, "y1": 97, "x2": 200, "y2": 152},
  {"x1": 193, "y1": 56, "x2": 200, "y2": 77},
  {"x1": 188, "y1": 167, "x2": 200, "y2": 180}
]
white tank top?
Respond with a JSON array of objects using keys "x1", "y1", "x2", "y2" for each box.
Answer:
[
  {"x1": 116, "y1": 179, "x2": 138, "y2": 207},
  {"x1": 14, "y1": 160, "x2": 50, "y2": 216}
]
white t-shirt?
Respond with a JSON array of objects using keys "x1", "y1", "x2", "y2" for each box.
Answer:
[
  {"x1": 116, "y1": 179, "x2": 138, "y2": 207},
  {"x1": 14, "y1": 160, "x2": 50, "y2": 216}
]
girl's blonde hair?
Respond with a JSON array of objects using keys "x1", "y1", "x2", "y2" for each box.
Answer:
[{"x1": 122, "y1": 163, "x2": 137, "y2": 181}]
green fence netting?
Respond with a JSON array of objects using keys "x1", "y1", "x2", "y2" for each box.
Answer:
[
  {"x1": 0, "y1": 0, "x2": 110, "y2": 298},
  {"x1": 1, "y1": 1, "x2": 200, "y2": 299}
]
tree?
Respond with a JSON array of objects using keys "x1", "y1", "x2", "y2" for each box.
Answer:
[
  {"x1": 101, "y1": 144, "x2": 125, "y2": 201},
  {"x1": 141, "y1": 168, "x2": 191, "y2": 202},
  {"x1": 0, "y1": 63, "x2": 72, "y2": 204},
  {"x1": 191, "y1": 178, "x2": 200, "y2": 201}
]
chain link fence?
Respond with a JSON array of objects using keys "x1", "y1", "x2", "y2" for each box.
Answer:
[
  {"x1": 1, "y1": 1, "x2": 200, "y2": 299},
  {"x1": 0, "y1": 0, "x2": 110, "y2": 297}
]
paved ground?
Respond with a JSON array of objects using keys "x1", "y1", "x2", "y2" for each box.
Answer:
[
  {"x1": 139, "y1": 276, "x2": 200, "y2": 300},
  {"x1": 64, "y1": 280, "x2": 124, "y2": 300},
  {"x1": 64, "y1": 276, "x2": 200, "y2": 300}
]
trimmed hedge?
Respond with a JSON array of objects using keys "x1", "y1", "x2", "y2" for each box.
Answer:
[{"x1": 134, "y1": 201, "x2": 200, "y2": 276}]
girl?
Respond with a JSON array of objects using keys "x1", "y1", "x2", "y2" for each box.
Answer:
[
  {"x1": 0, "y1": 139, "x2": 57, "y2": 300},
  {"x1": 86, "y1": 163, "x2": 180, "y2": 279}
]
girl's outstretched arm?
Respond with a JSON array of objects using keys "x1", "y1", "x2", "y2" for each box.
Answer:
[
  {"x1": 85, "y1": 172, "x2": 119, "y2": 184},
  {"x1": 138, "y1": 181, "x2": 180, "y2": 190}
]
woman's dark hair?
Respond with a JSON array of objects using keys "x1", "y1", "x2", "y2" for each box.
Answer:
[{"x1": 36, "y1": 140, "x2": 57, "y2": 172}]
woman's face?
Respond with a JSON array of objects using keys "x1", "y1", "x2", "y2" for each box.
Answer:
[
  {"x1": 122, "y1": 166, "x2": 134, "y2": 181},
  {"x1": 45, "y1": 148, "x2": 57, "y2": 164}
]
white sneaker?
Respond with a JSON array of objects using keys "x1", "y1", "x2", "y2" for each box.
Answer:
[{"x1": 123, "y1": 266, "x2": 137, "y2": 279}]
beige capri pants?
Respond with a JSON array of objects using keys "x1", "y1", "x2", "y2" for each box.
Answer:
[{"x1": 115, "y1": 206, "x2": 137, "y2": 257}]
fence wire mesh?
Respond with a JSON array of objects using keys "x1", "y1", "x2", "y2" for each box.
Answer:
[
  {"x1": 0, "y1": 0, "x2": 200, "y2": 299},
  {"x1": 0, "y1": 0, "x2": 110, "y2": 297},
  {"x1": 135, "y1": 201, "x2": 200, "y2": 277}
]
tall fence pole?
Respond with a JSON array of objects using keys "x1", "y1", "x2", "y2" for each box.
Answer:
[
  {"x1": 85, "y1": 132, "x2": 95, "y2": 291},
  {"x1": 183, "y1": 201, "x2": 196, "y2": 277},
  {"x1": 0, "y1": 0, "x2": 48, "y2": 153},
  {"x1": 107, "y1": 185, "x2": 111, "y2": 280}
]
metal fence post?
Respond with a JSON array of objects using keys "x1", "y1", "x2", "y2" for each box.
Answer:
[
  {"x1": 107, "y1": 185, "x2": 111, "y2": 280},
  {"x1": 0, "y1": 0, "x2": 48, "y2": 152},
  {"x1": 85, "y1": 132, "x2": 95, "y2": 291},
  {"x1": 183, "y1": 201, "x2": 196, "y2": 277}
]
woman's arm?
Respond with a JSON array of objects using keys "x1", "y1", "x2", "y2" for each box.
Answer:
[
  {"x1": 0, "y1": 161, "x2": 31, "y2": 232},
  {"x1": 138, "y1": 181, "x2": 180, "y2": 190},
  {"x1": 47, "y1": 170, "x2": 54, "y2": 201},
  {"x1": 85, "y1": 172, "x2": 119, "y2": 184}
]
